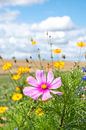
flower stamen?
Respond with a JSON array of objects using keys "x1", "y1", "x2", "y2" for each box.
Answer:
[{"x1": 41, "y1": 84, "x2": 47, "y2": 89}]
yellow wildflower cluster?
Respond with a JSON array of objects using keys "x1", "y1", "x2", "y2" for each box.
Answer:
[
  {"x1": 0, "y1": 106, "x2": 8, "y2": 114},
  {"x1": 17, "y1": 66, "x2": 30, "y2": 75},
  {"x1": 12, "y1": 74, "x2": 21, "y2": 80},
  {"x1": 2, "y1": 62, "x2": 12, "y2": 71},
  {"x1": 12, "y1": 93, "x2": 23, "y2": 101},
  {"x1": 76, "y1": 41, "x2": 86, "y2": 47},
  {"x1": 35, "y1": 108, "x2": 44, "y2": 116},
  {"x1": 54, "y1": 61, "x2": 64, "y2": 69},
  {"x1": 12, "y1": 66, "x2": 30, "y2": 80}
]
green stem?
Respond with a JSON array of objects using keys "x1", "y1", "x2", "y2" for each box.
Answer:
[
  {"x1": 58, "y1": 104, "x2": 66, "y2": 130},
  {"x1": 38, "y1": 48, "x2": 43, "y2": 69},
  {"x1": 50, "y1": 43, "x2": 53, "y2": 69},
  {"x1": 8, "y1": 70, "x2": 17, "y2": 87},
  {"x1": 19, "y1": 101, "x2": 38, "y2": 129}
]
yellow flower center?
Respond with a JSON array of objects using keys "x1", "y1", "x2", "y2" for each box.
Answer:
[
  {"x1": 12, "y1": 93, "x2": 23, "y2": 101},
  {"x1": 41, "y1": 84, "x2": 47, "y2": 89}
]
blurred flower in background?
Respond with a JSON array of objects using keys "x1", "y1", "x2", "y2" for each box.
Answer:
[
  {"x1": 54, "y1": 61, "x2": 65, "y2": 69},
  {"x1": 2, "y1": 62, "x2": 12, "y2": 71},
  {"x1": 17, "y1": 66, "x2": 30, "y2": 75},
  {"x1": 82, "y1": 76, "x2": 86, "y2": 81},
  {"x1": 12, "y1": 74, "x2": 21, "y2": 80},
  {"x1": 76, "y1": 41, "x2": 86, "y2": 47},
  {"x1": 53, "y1": 49, "x2": 62, "y2": 54},
  {"x1": 82, "y1": 67, "x2": 86, "y2": 72},
  {"x1": 31, "y1": 38, "x2": 37, "y2": 45}
]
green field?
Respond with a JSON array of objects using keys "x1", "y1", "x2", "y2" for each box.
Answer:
[{"x1": 0, "y1": 69, "x2": 86, "y2": 130}]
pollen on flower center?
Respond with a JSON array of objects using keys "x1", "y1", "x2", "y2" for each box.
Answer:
[{"x1": 41, "y1": 84, "x2": 47, "y2": 89}]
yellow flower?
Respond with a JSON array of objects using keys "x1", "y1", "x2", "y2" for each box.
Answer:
[
  {"x1": 76, "y1": 41, "x2": 86, "y2": 47},
  {"x1": 24, "y1": 67, "x2": 30, "y2": 73},
  {"x1": 17, "y1": 67, "x2": 24, "y2": 74},
  {"x1": 54, "y1": 61, "x2": 64, "y2": 69},
  {"x1": 16, "y1": 86, "x2": 21, "y2": 91},
  {"x1": 31, "y1": 39, "x2": 37, "y2": 45},
  {"x1": 53, "y1": 49, "x2": 62, "y2": 54},
  {"x1": 35, "y1": 108, "x2": 44, "y2": 116},
  {"x1": 12, "y1": 93, "x2": 23, "y2": 101},
  {"x1": 17, "y1": 66, "x2": 30, "y2": 74},
  {"x1": 0, "y1": 106, "x2": 8, "y2": 114},
  {"x1": 2, "y1": 62, "x2": 12, "y2": 71},
  {"x1": 12, "y1": 74, "x2": 21, "y2": 80}
]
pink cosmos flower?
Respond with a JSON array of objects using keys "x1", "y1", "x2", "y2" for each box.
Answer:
[{"x1": 23, "y1": 70, "x2": 63, "y2": 101}]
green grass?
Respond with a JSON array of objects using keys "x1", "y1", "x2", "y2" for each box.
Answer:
[{"x1": 0, "y1": 69, "x2": 86, "y2": 130}]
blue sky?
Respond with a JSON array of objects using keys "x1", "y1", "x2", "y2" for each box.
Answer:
[
  {"x1": 4, "y1": 0, "x2": 86, "y2": 26},
  {"x1": 0, "y1": 0, "x2": 86, "y2": 60}
]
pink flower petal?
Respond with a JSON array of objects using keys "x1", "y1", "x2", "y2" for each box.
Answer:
[
  {"x1": 32, "y1": 93, "x2": 42, "y2": 100},
  {"x1": 42, "y1": 90, "x2": 52, "y2": 101},
  {"x1": 27, "y1": 76, "x2": 38, "y2": 87},
  {"x1": 23, "y1": 87, "x2": 43, "y2": 100},
  {"x1": 50, "y1": 90, "x2": 63, "y2": 95},
  {"x1": 47, "y1": 71, "x2": 54, "y2": 83},
  {"x1": 36, "y1": 70, "x2": 46, "y2": 83},
  {"x1": 50, "y1": 77, "x2": 62, "y2": 89}
]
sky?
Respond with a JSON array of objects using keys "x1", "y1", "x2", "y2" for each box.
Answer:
[{"x1": 0, "y1": 0, "x2": 86, "y2": 61}]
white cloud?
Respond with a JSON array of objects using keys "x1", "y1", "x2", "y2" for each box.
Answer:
[
  {"x1": 0, "y1": 15, "x2": 86, "y2": 60},
  {"x1": 0, "y1": 0, "x2": 46, "y2": 7},
  {"x1": 31, "y1": 16, "x2": 75, "y2": 31}
]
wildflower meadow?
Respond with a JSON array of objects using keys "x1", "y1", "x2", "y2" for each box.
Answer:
[{"x1": 0, "y1": 39, "x2": 86, "y2": 130}]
